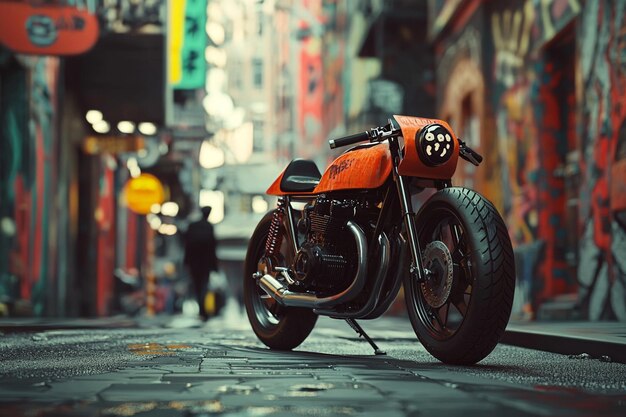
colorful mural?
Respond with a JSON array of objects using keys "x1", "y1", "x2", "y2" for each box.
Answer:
[
  {"x1": 0, "y1": 50, "x2": 122, "y2": 318},
  {"x1": 434, "y1": 0, "x2": 626, "y2": 320},
  {"x1": 95, "y1": 159, "x2": 116, "y2": 316},
  {"x1": 0, "y1": 52, "x2": 60, "y2": 316},
  {"x1": 297, "y1": 0, "x2": 347, "y2": 163},
  {"x1": 298, "y1": 0, "x2": 325, "y2": 159},
  {"x1": 321, "y1": 0, "x2": 346, "y2": 148},
  {"x1": 577, "y1": 0, "x2": 626, "y2": 320},
  {"x1": 491, "y1": 0, "x2": 582, "y2": 318}
]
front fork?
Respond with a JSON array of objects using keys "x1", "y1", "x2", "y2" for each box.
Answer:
[
  {"x1": 388, "y1": 136, "x2": 438, "y2": 283},
  {"x1": 394, "y1": 173, "x2": 427, "y2": 282}
]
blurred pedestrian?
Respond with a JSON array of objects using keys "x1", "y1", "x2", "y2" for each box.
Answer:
[{"x1": 183, "y1": 206, "x2": 218, "y2": 321}]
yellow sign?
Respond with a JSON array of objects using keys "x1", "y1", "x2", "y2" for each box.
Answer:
[
  {"x1": 123, "y1": 174, "x2": 165, "y2": 215},
  {"x1": 168, "y1": 0, "x2": 185, "y2": 85}
]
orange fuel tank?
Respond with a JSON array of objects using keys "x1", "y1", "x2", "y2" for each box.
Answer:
[
  {"x1": 266, "y1": 144, "x2": 393, "y2": 196},
  {"x1": 315, "y1": 144, "x2": 393, "y2": 193}
]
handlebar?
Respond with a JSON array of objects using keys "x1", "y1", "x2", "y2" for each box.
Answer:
[
  {"x1": 458, "y1": 140, "x2": 483, "y2": 166},
  {"x1": 328, "y1": 131, "x2": 371, "y2": 149},
  {"x1": 329, "y1": 124, "x2": 484, "y2": 168},
  {"x1": 329, "y1": 121, "x2": 400, "y2": 150}
]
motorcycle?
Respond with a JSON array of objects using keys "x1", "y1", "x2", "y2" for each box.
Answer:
[{"x1": 243, "y1": 115, "x2": 515, "y2": 365}]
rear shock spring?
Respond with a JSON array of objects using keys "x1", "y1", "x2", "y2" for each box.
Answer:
[{"x1": 265, "y1": 197, "x2": 286, "y2": 256}]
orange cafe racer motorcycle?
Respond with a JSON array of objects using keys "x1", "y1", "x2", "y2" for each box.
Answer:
[{"x1": 243, "y1": 115, "x2": 515, "y2": 365}]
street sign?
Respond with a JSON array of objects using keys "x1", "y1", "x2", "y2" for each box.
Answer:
[
  {"x1": 123, "y1": 174, "x2": 165, "y2": 215},
  {"x1": 168, "y1": 0, "x2": 207, "y2": 89},
  {"x1": 0, "y1": 2, "x2": 99, "y2": 55},
  {"x1": 82, "y1": 135, "x2": 145, "y2": 155}
]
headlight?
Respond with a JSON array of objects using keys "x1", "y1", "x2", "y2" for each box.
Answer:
[{"x1": 416, "y1": 124, "x2": 454, "y2": 166}]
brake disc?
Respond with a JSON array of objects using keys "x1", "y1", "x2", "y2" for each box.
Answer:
[{"x1": 420, "y1": 240, "x2": 454, "y2": 309}]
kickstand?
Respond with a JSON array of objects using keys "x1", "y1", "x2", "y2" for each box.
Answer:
[{"x1": 345, "y1": 318, "x2": 386, "y2": 355}]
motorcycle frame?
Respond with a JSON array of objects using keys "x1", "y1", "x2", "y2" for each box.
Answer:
[{"x1": 274, "y1": 135, "x2": 451, "y2": 319}]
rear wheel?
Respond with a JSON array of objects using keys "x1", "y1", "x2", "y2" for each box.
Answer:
[
  {"x1": 405, "y1": 187, "x2": 515, "y2": 365},
  {"x1": 243, "y1": 211, "x2": 317, "y2": 350}
]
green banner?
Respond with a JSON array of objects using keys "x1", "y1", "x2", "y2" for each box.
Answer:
[{"x1": 173, "y1": 0, "x2": 207, "y2": 90}]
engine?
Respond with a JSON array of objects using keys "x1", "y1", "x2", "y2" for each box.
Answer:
[{"x1": 292, "y1": 197, "x2": 369, "y2": 293}]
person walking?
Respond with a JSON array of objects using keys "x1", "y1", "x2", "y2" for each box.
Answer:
[{"x1": 183, "y1": 206, "x2": 218, "y2": 321}]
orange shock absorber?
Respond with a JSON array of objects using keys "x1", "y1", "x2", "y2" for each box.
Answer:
[{"x1": 265, "y1": 197, "x2": 286, "y2": 256}]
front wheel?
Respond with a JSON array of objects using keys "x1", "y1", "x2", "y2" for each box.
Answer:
[
  {"x1": 404, "y1": 187, "x2": 515, "y2": 365},
  {"x1": 243, "y1": 210, "x2": 318, "y2": 350}
]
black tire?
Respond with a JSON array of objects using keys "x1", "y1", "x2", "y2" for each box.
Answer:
[
  {"x1": 404, "y1": 187, "x2": 515, "y2": 365},
  {"x1": 244, "y1": 210, "x2": 318, "y2": 350}
]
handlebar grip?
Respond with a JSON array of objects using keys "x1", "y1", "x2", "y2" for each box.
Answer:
[
  {"x1": 471, "y1": 150, "x2": 483, "y2": 164},
  {"x1": 459, "y1": 142, "x2": 484, "y2": 166},
  {"x1": 329, "y1": 131, "x2": 370, "y2": 149}
]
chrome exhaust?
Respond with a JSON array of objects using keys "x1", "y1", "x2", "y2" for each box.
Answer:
[
  {"x1": 258, "y1": 220, "x2": 367, "y2": 309},
  {"x1": 315, "y1": 232, "x2": 390, "y2": 318}
]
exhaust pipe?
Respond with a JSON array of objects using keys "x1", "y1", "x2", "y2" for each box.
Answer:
[
  {"x1": 258, "y1": 220, "x2": 367, "y2": 309},
  {"x1": 315, "y1": 232, "x2": 390, "y2": 318}
]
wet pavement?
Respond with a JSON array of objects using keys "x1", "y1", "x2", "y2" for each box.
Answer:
[{"x1": 0, "y1": 313, "x2": 625, "y2": 416}]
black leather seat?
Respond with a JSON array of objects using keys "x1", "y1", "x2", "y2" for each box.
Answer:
[{"x1": 280, "y1": 158, "x2": 321, "y2": 192}]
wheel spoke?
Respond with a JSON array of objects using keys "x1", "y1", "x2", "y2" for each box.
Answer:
[
  {"x1": 430, "y1": 308, "x2": 443, "y2": 330},
  {"x1": 450, "y1": 226, "x2": 473, "y2": 294},
  {"x1": 450, "y1": 271, "x2": 472, "y2": 307},
  {"x1": 452, "y1": 295, "x2": 468, "y2": 317},
  {"x1": 430, "y1": 304, "x2": 448, "y2": 330},
  {"x1": 464, "y1": 284, "x2": 472, "y2": 295},
  {"x1": 263, "y1": 296, "x2": 276, "y2": 309},
  {"x1": 440, "y1": 220, "x2": 454, "y2": 245},
  {"x1": 269, "y1": 300, "x2": 282, "y2": 317},
  {"x1": 454, "y1": 262, "x2": 472, "y2": 290},
  {"x1": 432, "y1": 222, "x2": 442, "y2": 241},
  {"x1": 449, "y1": 220, "x2": 471, "y2": 322},
  {"x1": 444, "y1": 221, "x2": 456, "y2": 247},
  {"x1": 439, "y1": 302, "x2": 450, "y2": 328},
  {"x1": 451, "y1": 232, "x2": 467, "y2": 264}
]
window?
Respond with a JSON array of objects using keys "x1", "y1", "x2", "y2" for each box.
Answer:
[
  {"x1": 253, "y1": 120, "x2": 264, "y2": 152},
  {"x1": 252, "y1": 58, "x2": 263, "y2": 88},
  {"x1": 257, "y1": 10, "x2": 264, "y2": 35}
]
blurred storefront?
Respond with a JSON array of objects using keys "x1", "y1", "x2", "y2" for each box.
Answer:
[
  {"x1": 428, "y1": 0, "x2": 626, "y2": 321},
  {"x1": 0, "y1": 0, "x2": 169, "y2": 317},
  {"x1": 0, "y1": 0, "x2": 96, "y2": 317},
  {"x1": 0, "y1": 50, "x2": 62, "y2": 316}
]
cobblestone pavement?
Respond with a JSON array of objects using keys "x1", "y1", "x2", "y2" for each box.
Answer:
[{"x1": 0, "y1": 313, "x2": 625, "y2": 417}]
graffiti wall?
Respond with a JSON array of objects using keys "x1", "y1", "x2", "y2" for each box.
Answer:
[
  {"x1": 490, "y1": 0, "x2": 581, "y2": 318},
  {"x1": 298, "y1": 0, "x2": 325, "y2": 159},
  {"x1": 577, "y1": 0, "x2": 626, "y2": 320},
  {"x1": 433, "y1": 0, "x2": 625, "y2": 320},
  {"x1": 0, "y1": 52, "x2": 60, "y2": 316},
  {"x1": 321, "y1": 0, "x2": 346, "y2": 149},
  {"x1": 297, "y1": 0, "x2": 348, "y2": 164}
]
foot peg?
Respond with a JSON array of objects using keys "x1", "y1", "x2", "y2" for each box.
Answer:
[{"x1": 345, "y1": 319, "x2": 386, "y2": 355}]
